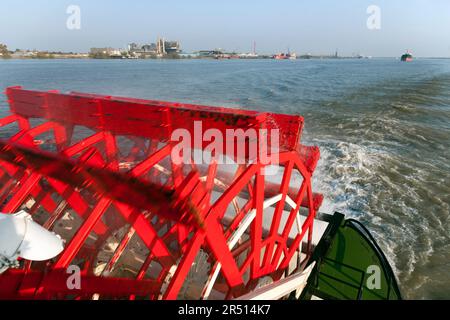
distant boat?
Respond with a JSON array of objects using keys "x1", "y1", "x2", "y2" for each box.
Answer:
[
  {"x1": 273, "y1": 53, "x2": 296, "y2": 60},
  {"x1": 401, "y1": 52, "x2": 413, "y2": 62},
  {"x1": 274, "y1": 53, "x2": 287, "y2": 60}
]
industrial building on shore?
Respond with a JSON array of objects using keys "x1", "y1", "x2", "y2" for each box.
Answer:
[
  {"x1": 127, "y1": 38, "x2": 181, "y2": 58},
  {"x1": 89, "y1": 37, "x2": 181, "y2": 59}
]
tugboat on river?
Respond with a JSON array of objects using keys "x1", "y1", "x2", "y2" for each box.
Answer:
[{"x1": 401, "y1": 51, "x2": 413, "y2": 62}]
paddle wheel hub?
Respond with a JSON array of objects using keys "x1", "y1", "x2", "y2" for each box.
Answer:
[{"x1": 0, "y1": 87, "x2": 322, "y2": 300}]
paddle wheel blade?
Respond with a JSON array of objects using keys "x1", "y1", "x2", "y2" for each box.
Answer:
[{"x1": 0, "y1": 87, "x2": 322, "y2": 300}]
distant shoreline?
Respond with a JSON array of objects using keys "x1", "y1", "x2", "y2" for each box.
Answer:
[{"x1": 1, "y1": 56, "x2": 449, "y2": 61}]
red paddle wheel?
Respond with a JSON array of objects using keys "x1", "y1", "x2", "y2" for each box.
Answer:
[{"x1": 0, "y1": 87, "x2": 322, "y2": 300}]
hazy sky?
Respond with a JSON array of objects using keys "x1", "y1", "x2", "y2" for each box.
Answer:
[{"x1": 1, "y1": 0, "x2": 449, "y2": 57}]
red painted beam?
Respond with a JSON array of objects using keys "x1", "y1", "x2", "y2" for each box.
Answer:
[{"x1": 0, "y1": 140, "x2": 201, "y2": 227}]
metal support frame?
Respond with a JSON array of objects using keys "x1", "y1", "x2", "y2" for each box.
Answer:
[{"x1": 235, "y1": 262, "x2": 316, "y2": 300}]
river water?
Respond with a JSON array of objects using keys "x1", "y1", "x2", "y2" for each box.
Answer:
[{"x1": 0, "y1": 58, "x2": 449, "y2": 299}]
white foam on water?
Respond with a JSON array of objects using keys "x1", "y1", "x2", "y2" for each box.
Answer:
[
  {"x1": 308, "y1": 139, "x2": 381, "y2": 216},
  {"x1": 303, "y1": 135, "x2": 443, "y2": 298}
]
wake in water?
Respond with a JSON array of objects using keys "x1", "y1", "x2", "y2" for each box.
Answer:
[{"x1": 303, "y1": 70, "x2": 450, "y2": 299}]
